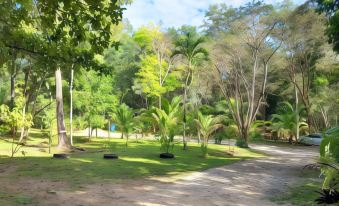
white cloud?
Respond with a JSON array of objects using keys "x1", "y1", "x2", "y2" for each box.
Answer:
[{"x1": 123, "y1": 0, "x2": 306, "y2": 29}]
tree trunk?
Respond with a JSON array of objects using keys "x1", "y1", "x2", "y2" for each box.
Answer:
[
  {"x1": 19, "y1": 69, "x2": 30, "y2": 142},
  {"x1": 244, "y1": 133, "x2": 249, "y2": 146},
  {"x1": 125, "y1": 133, "x2": 128, "y2": 148},
  {"x1": 91, "y1": 128, "x2": 95, "y2": 137},
  {"x1": 240, "y1": 128, "x2": 249, "y2": 147},
  {"x1": 306, "y1": 107, "x2": 312, "y2": 133},
  {"x1": 288, "y1": 135, "x2": 293, "y2": 144},
  {"x1": 295, "y1": 85, "x2": 299, "y2": 142},
  {"x1": 182, "y1": 86, "x2": 187, "y2": 150},
  {"x1": 108, "y1": 120, "x2": 110, "y2": 138},
  {"x1": 69, "y1": 69, "x2": 74, "y2": 146},
  {"x1": 18, "y1": 107, "x2": 26, "y2": 143},
  {"x1": 55, "y1": 69, "x2": 71, "y2": 150},
  {"x1": 320, "y1": 107, "x2": 330, "y2": 129},
  {"x1": 10, "y1": 72, "x2": 16, "y2": 111}
]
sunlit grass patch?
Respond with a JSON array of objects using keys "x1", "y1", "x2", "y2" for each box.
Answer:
[{"x1": 0, "y1": 129, "x2": 263, "y2": 186}]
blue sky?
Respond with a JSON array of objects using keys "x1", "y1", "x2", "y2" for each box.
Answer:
[{"x1": 124, "y1": 0, "x2": 307, "y2": 29}]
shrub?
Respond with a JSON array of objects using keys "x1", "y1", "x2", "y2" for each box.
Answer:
[
  {"x1": 151, "y1": 97, "x2": 182, "y2": 154},
  {"x1": 199, "y1": 105, "x2": 216, "y2": 115},
  {"x1": 213, "y1": 125, "x2": 239, "y2": 144},
  {"x1": 195, "y1": 112, "x2": 223, "y2": 157},
  {"x1": 250, "y1": 131, "x2": 263, "y2": 141},
  {"x1": 236, "y1": 138, "x2": 249, "y2": 148},
  {"x1": 315, "y1": 127, "x2": 339, "y2": 205},
  {"x1": 214, "y1": 130, "x2": 225, "y2": 144}
]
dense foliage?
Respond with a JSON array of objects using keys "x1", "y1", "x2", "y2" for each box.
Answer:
[
  {"x1": 0, "y1": 2, "x2": 338, "y2": 205},
  {"x1": 0, "y1": 0, "x2": 338, "y2": 152}
]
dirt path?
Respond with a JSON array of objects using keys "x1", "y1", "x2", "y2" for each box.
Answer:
[
  {"x1": 1, "y1": 144, "x2": 318, "y2": 206},
  {"x1": 25, "y1": 144, "x2": 315, "y2": 206}
]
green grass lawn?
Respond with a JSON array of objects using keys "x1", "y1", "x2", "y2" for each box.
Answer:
[
  {"x1": 271, "y1": 171, "x2": 323, "y2": 206},
  {"x1": 0, "y1": 129, "x2": 263, "y2": 187}
]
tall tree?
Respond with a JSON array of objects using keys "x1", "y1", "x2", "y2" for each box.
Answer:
[
  {"x1": 73, "y1": 69, "x2": 118, "y2": 137},
  {"x1": 212, "y1": 1, "x2": 282, "y2": 147},
  {"x1": 316, "y1": 0, "x2": 339, "y2": 53},
  {"x1": 1, "y1": 0, "x2": 125, "y2": 149},
  {"x1": 282, "y1": 4, "x2": 327, "y2": 132},
  {"x1": 172, "y1": 31, "x2": 208, "y2": 150},
  {"x1": 133, "y1": 25, "x2": 180, "y2": 108}
]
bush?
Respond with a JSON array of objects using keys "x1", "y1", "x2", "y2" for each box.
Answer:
[
  {"x1": 317, "y1": 126, "x2": 339, "y2": 205},
  {"x1": 0, "y1": 121, "x2": 10, "y2": 135},
  {"x1": 213, "y1": 125, "x2": 239, "y2": 144},
  {"x1": 0, "y1": 104, "x2": 11, "y2": 134},
  {"x1": 199, "y1": 105, "x2": 216, "y2": 115},
  {"x1": 236, "y1": 138, "x2": 249, "y2": 148},
  {"x1": 74, "y1": 117, "x2": 87, "y2": 130},
  {"x1": 214, "y1": 131, "x2": 225, "y2": 144},
  {"x1": 250, "y1": 131, "x2": 263, "y2": 141}
]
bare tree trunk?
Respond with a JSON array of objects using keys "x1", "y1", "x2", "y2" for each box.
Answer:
[
  {"x1": 294, "y1": 83, "x2": 299, "y2": 142},
  {"x1": 320, "y1": 107, "x2": 330, "y2": 129},
  {"x1": 69, "y1": 69, "x2": 74, "y2": 146},
  {"x1": 55, "y1": 69, "x2": 71, "y2": 150},
  {"x1": 19, "y1": 68, "x2": 30, "y2": 142}
]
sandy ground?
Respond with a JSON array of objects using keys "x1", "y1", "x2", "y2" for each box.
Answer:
[
  {"x1": 73, "y1": 128, "x2": 155, "y2": 140},
  {"x1": 1, "y1": 144, "x2": 318, "y2": 206}
]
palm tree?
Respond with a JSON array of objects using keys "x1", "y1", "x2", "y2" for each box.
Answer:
[
  {"x1": 172, "y1": 32, "x2": 208, "y2": 150},
  {"x1": 112, "y1": 104, "x2": 134, "y2": 147},
  {"x1": 271, "y1": 102, "x2": 307, "y2": 143},
  {"x1": 151, "y1": 96, "x2": 182, "y2": 154},
  {"x1": 194, "y1": 112, "x2": 223, "y2": 156}
]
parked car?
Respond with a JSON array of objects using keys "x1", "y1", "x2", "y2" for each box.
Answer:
[{"x1": 299, "y1": 134, "x2": 322, "y2": 146}]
